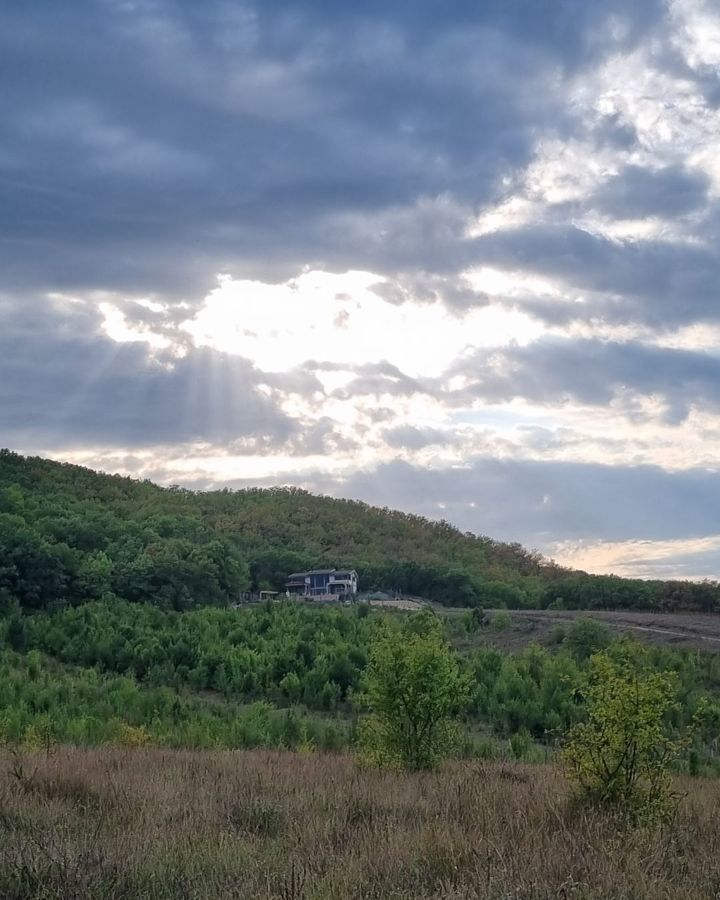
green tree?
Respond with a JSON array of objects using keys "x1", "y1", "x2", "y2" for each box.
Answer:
[
  {"x1": 360, "y1": 614, "x2": 469, "y2": 770},
  {"x1": 562, "y1": 648, "x2": 692, "y2": 822}
]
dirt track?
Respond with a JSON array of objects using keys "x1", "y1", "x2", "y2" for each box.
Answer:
[
  {"x1": 449, "y1": 608, "x2": 720, "y2": 653},
  {"x1": 519, "y1": 609, "x2": 720, "y2": 648}
]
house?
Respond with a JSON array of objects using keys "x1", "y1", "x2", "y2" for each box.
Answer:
[{"x1": 285, "y1": 568, "x2": 359, "y2": 598}]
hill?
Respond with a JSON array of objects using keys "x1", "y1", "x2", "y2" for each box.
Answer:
[{"x1": 0, "y1": 449, "x2": 718, "y2": 611}]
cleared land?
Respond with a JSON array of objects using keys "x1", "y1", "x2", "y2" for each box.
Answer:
[
  {"x1": 448, "y1": 608, "x2": 720, "y2": 653},
  {"x1": 1, "y1": 747, "x2": 719, "y2": 899}
]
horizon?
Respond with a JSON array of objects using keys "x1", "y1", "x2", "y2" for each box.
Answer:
[{"x1": 3, "y1": 2, "x2": 720, "y2": 580}]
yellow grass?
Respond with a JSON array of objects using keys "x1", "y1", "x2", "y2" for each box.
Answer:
[{"x1": 1, "y1": 747, "x2": 719, "y2": 899}]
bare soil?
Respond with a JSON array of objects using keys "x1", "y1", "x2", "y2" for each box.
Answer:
[{"x1": 455, "y1": 608, "x2": 720, "y2": 653}]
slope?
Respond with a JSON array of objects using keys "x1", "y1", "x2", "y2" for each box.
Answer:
[{"x1": 0, "y1": 449, "x2": 718, "y2": 611}]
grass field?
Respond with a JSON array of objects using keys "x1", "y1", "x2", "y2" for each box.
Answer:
[{"x1": 2, "y1": 747, "x2": 720, "y2": 899}]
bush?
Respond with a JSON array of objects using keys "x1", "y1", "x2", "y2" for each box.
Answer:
[
  {"x1": 562, "y1": 648, "x2": 693, "y2": 823},
  {"x1": 489, "y1": 611, "x2": 512, "y2": 631},
  {"x1": 116, "y1": 723, "x2": 151, "y2": 747},
  {"x1": 562, "y1": 618, "x2": 612, "y2": 662},
  {"x1": 359, "y1": 613, "x2": 469, "y2": 770}
]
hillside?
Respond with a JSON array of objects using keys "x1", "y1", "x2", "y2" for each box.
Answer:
[{"x1": 1, "y1": 449, "x2": 718, "y2": 611}]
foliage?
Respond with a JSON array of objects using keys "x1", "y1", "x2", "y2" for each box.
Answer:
[
  {"x1": 4, "y1": 448, "x2": 717, "y2": 610},
  {"x1": 3, "y1": 601, "x2": 720, "y2": 767},
  {"x1": 562, "y1": 647, "x2": 694, "y2": 822},
  {"x1": 15, "y1": 599, "x2": 376, "y2": 711},
  {"x1": 552, "y1": 617, "x2": 612, "y2": 661},
  {"x1": 0, "y1": 449, "x2": 554, "y2": 609},
  {"x1": 489, "y1": 610, "x2": 512, "y2": 630},
  {"x1": 0, "y1": 648, "x2": 349, "y2": 752},
  {"x1": 360, "y1": 613, "x2": 469, "y2": 769}
]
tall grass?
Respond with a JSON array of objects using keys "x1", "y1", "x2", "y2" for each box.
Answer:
[{"x1": 1, "y1": 747, "x2": 718, "y2": 899}]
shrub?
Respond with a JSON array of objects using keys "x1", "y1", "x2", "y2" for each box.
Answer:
[
  {"x1": 562, "y1": 648, "x2": 692, "y2": 823},
  {"x1": 562, "y1": 618, "x2": 612, "y2": 662},
  {"x1": 489, "y1": 611, "x2": 512, "y2": 631},
  {"x1": 359, "y1": 613, "x2": 469, "y2": 770},
  {"x1": 508, "y1": 729, "x2": 532, "y2": 761},
  {"x1": 115, "y1": 723, "x2": 152, "y2": 747}
]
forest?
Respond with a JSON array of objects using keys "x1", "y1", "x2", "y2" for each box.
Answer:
[{"x1": 2, "y1": 449, "x2": 719, "y2": 612}]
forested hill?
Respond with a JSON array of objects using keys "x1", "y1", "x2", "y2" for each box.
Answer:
[{"x1": 0, "y1": 449, "x2": 718, "y2": 612}]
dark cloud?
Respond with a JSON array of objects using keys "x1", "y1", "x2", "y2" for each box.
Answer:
[
  {"x1": 319, "y1": 457, "x2": 720, "y2": 548},
  {"x1": 0, "y1": 296, "x2": 297, "y2": 449},
  {"x1": 472, "y1": 224, "x2": 720, "y2": 328},
  {"x1": 5, "y1": 0, "x2": 720, "y2": 579},
  {"x1": 370, "y1": 272, "x2": 487, "y2": 309},
  {"x1": 590, "y1": 164, "x2": 710, "y2": 218},
  {"x1": 0, "y1": 0, "x2": 666, "y2": 303},
  {"x1": 448, "y1": 338, "x2": 720, "y2": 422}
]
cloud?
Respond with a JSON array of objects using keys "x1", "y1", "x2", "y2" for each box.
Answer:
[
  {"x1": 5, "y1": 0, "x2": 720, "y2": 578},
  {"x1": 315, "y1": 457, "x2": 720, "y2": 549},
  {"x1": 471, "y1": 224, "x2": 720, "y2": 328},
  {"x1": 447, "y1": 337, "x2": 720, "y2": 422},
  {"x1": 0, "y1": 295, "x2": 297, "y2": 449},
  {"x1": 142, "y1": 454, "x2": 720, "y2": 566},
  {"x1": 590, "y1": 164, "x2": 711, "y2": 218},
  {"x1": 551, "y1": 534, "x2": 720, "y2": 580},
  {"x1": 382, "y1": 425, "x2": 455, "y2": 450},
  {"x1": 0, "y1": 0, "x2": 667, "y2": 305}
]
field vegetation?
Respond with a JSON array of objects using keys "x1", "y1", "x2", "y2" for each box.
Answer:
[
  {"x1": 4, "y1": 452, "x2": 720, "y2": 897},
  {"x1": 2, "y1": 746, "x2": 720, "y2": 900},
  {"x1": 3, "y1": 601, "x2": 720, "y2": 774}
]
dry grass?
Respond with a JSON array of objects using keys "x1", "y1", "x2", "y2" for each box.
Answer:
[{"x1": 1, "y1": 747, "x2": 720, "y2": 899}]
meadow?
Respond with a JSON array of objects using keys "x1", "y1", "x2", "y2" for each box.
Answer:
[{"x1": 2, "y1": 746, "x2": 719, "y2": 900}]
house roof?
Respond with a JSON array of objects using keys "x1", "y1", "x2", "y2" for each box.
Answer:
[{"x1": 286, "y1": 568, "x2": 357, "y2": 580}]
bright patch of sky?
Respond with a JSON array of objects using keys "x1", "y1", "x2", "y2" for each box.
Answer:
[
  {"x1": 552, "y1": 534, "x2": 720, "y2": 580},
  {"x1": 181, "y1": 270, "x2": 543, "y2": 377}
]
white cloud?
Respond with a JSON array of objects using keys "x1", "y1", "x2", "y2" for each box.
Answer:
[
  {"x1": 181, "y1": 269, "x2": 544, "y2": 377},
  {"x1": 670, "y1": 0, "x2": 720, "y2": 71}
]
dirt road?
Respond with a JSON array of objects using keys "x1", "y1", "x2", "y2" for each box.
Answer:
[{"x1": 506, "y1": 609, "x2": 720, "y2": 652}]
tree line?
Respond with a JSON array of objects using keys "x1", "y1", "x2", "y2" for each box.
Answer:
[{"x1": 2, "y1": 449, "x2": 719, "y2": 612}]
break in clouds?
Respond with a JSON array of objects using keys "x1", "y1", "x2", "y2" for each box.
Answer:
[{"x1": 3, "y1": 0, "x2": 720, "y2": 578}]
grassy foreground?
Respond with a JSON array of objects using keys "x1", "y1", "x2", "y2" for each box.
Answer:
[{"x1": 1, "y1": 748, "x2": 720, "y2": 899}]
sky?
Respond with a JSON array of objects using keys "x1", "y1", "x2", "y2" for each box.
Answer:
[{"x1": 3, "y1": 0, "x2": 720, "y2": 579}]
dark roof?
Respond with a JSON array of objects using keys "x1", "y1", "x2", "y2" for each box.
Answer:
[{"x1": 286, "y1": 568, "x2": 349, "y2": 580}]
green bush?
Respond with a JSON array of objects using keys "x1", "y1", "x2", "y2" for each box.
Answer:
[
  {"x1": 360, "y1": 613, "x2": 469, "y2": 770},
  {"x1": 489, "y1": 611, "x2": 512, "y2": 631},
  {"x1": 562, "y1": 648, "x2": 693, "y2": 823}
]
